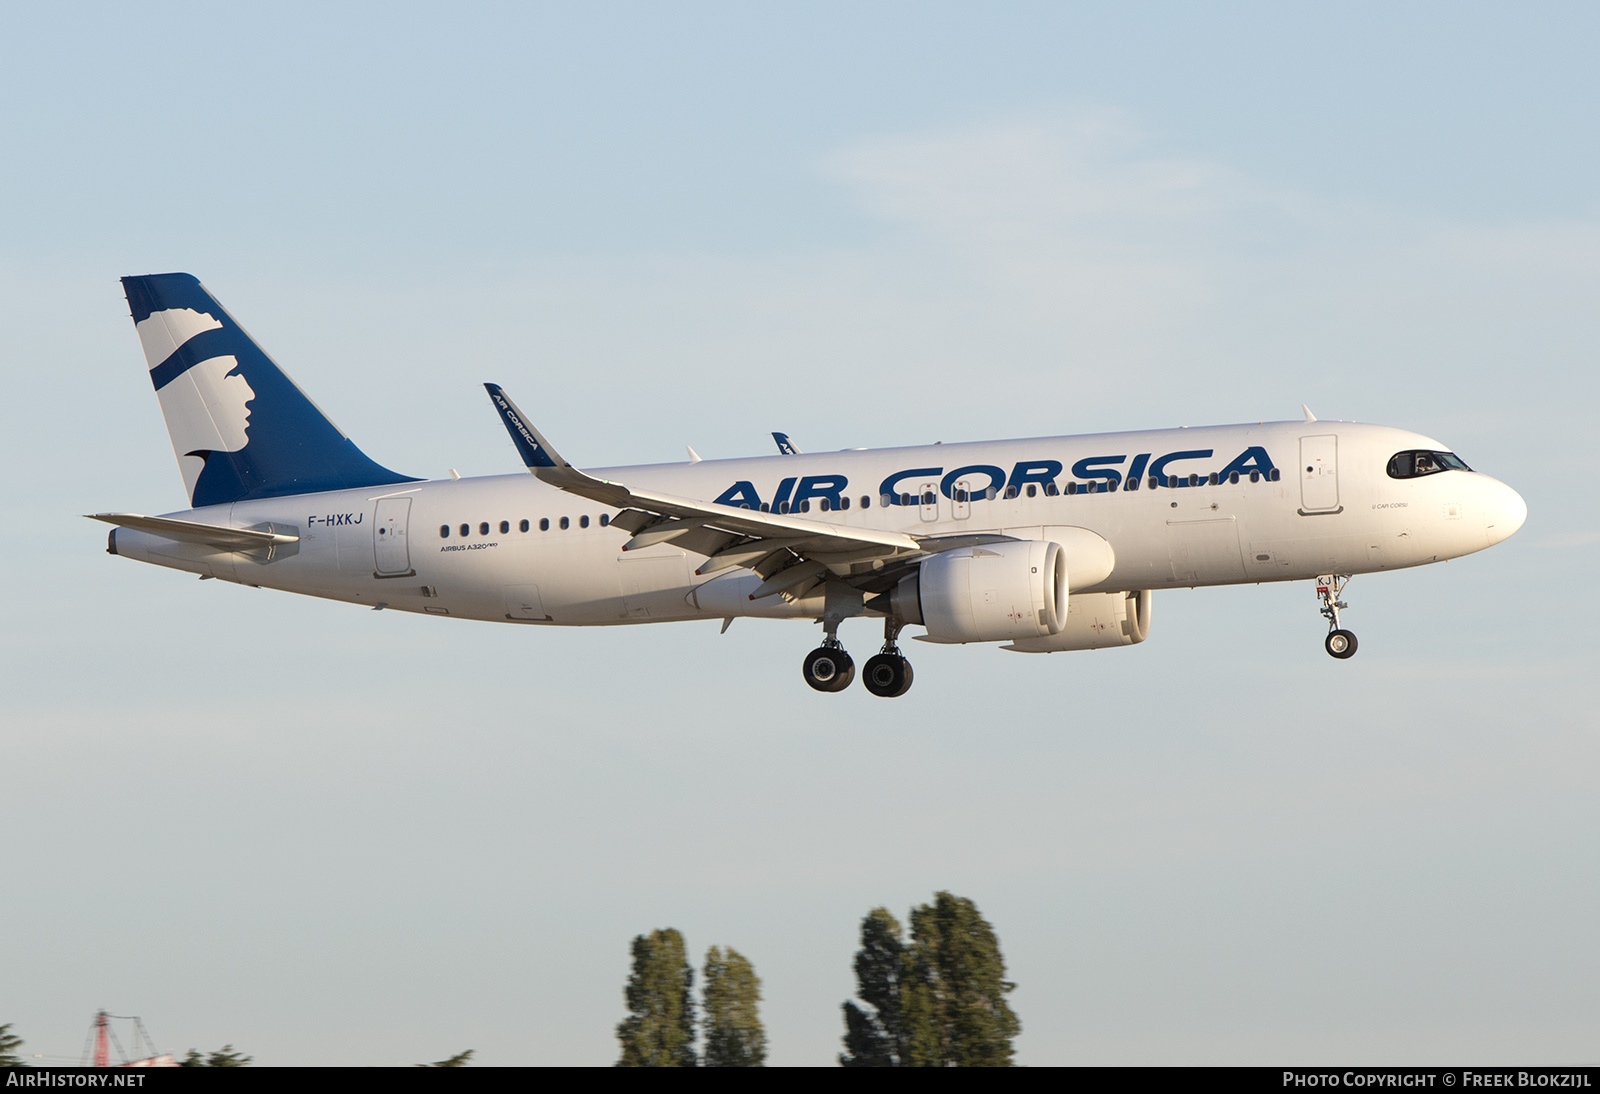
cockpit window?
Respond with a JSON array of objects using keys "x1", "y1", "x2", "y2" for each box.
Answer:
[{"x1": 1387, "y1": 450, "x2": 1473, "y2": 479}]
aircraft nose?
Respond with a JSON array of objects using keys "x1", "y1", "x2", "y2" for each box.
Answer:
[{"x1": 1483, "y1": 477, "x2": 1527, "y2": 545}]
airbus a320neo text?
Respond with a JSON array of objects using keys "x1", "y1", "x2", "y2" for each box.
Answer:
[{"x1": 94, "y1": 274, "x2": 1526, "y2": 696}]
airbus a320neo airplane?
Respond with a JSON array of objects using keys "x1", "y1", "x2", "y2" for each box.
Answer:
[{"x1": 94, "y1": 274, "x2": 1527, "y2": 697}]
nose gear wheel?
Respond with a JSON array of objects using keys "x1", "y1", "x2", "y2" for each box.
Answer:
[{"x1": 1316, "y1": 574, "x2": 1358, "y2": 659}]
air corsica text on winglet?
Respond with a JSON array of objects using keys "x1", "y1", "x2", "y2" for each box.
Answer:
[
  {"x1": 711, "y1": 446, "x2": 1280, "y2": 510},
  {"x1": 485, "y1": 384, "x2": 549, "y2": 466}
]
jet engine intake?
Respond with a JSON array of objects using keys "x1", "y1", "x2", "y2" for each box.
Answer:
[{"x1": 896, "y1": 540, "x2": 1066, "y2": 643}]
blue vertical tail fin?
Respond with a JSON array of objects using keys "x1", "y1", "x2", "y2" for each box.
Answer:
[{"x1": 122, "y1": 273, "x2": 418, "y2": 507}]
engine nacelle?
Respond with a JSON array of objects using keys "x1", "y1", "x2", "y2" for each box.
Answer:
[
  {"x1": 1002, "y1": 590, "x2": 1152, "y2": 652},
  {"x1": 896, "y1": 540, "x2": 1066, "y2": 643}
]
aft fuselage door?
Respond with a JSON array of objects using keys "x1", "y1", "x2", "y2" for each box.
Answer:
[
  {"x1": 374, "y1": 496, "x2": 413, "y2": 576},
  {"x1": 1299, "y1": 435, "x2": 1341, "y2": 514}
]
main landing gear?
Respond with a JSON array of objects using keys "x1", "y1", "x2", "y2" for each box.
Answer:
[
  {"x1": 801, "y1": 617, "x2": 914, "y2": 697},
  {"x1": 862, "y1": 619, "x2": 914, "y2": 698},
  {"x1": 802, "y1": 641, "x2": 854, "y2": 692},
  {"x1": 1317, "y1": 573, "x2": 1358, "y2": 659}
]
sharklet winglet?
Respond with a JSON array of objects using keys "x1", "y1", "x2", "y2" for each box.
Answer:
[{"x1": 482, "y1": 384, "x2": 633, "y2": 506}]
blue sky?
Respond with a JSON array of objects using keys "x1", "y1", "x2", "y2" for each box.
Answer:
[{"x1": 2, "y1": 2, "x2": 1597, "y2": 1066}]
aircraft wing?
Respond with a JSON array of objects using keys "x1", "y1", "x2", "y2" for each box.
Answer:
[{"x1": 485, "y1": 384, "x2": 956, "y2": 599}]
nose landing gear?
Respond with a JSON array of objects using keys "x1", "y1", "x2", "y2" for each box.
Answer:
[{"x1": 1317, "y1": 574, "x2": 1358, "y2": 659}]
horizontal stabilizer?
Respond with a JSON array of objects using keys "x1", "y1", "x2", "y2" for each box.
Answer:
[{"x1": 87, "y1": 512, "x2": 297, "y2": 553}]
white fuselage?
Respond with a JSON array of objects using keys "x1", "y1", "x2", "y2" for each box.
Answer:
[{"x1": 108, "y1": 420, "x2": 1525, "y2": 630}]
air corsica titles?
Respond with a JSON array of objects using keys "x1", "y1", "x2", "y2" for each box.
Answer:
[{"x1": 711, "y1": 446, "x2": 1279, "y2": 510}]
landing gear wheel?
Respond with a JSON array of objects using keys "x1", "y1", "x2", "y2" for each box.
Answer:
[
  {"x1": 803, "y1": 646, "x2": 855, "y2": 692},
  {"x1": 1325, "y1": 629, "x2": 1358, "y2": 659},
  {"x1": 862, "y1": 653, "x2": 914, "y2": 698}
]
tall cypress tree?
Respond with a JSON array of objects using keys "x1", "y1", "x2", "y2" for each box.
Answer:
[
  {"x1": 903, "y1": 892, "x2": 1020, "y2": 1066},
  {"x1": 616, "y1": 928, "x2": 696, "y2": 1067},
  {"x1": 701, "y1": 946, "x2": 767, "y2": 1066},
  {"x1": 839, "y1": 907, "x2": 907, "y2": 1066},
  {"x1": 840, "y1": 894, "x2": 1020, "y2": 1067}
]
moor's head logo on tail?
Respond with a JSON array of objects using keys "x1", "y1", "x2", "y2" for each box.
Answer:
[
  {"x1": 121, "y1": 274, "x2": 416, "y2": 508},
  {"x1": 135, "y1": 305, "x2": 257, "y2": 501}
]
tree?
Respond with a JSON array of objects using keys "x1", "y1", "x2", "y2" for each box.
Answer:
[
  {"x1": 417, "y1": 1050, "x2": 475, "y2": 1067},
  {"x1": 701, "y1": 946, "x2": 766, "y2": 1067},
  {"x1": 0, "y1": 1024, "x2": 27, "y2": 1067},
  {"x1": 179, "y1": 1045, "x2": 252, "y2": 1067},
  {"x1": 839, "y1": 908, "x2": 906, "y2": 1066},
  {"x1": 615, "y1": 928, "x2": 696, "y2": 1067},
  {"x1": 840, "y1": 893, "x2": 1020, "y2": 1067},
  {"x1": 902, "y1": 892, "x2": 1020, "y2": 1066}
]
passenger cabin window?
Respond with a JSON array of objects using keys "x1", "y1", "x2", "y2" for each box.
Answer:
[
  {"x1": 440, "y1": 525, "x2": 449, "y2": 538},
  {"x1": 559, "y1": 516, "x2": 570, "y2": 530},
  {"x1": 579, "y1": 515, "x2": 590, "y2": 528},
  {"x1": 539, "y1": 518, "x2": 550, "y2": 531},
  {"x1": 520, "y1": 519, "x2": 530, "y2": 532},
  {"x1": 479, "y1": 522, "x2": 490, "y2": 535},
  {"x1": 1388, "y1": 450, "x2": 1471, "y2": 479},
  {"x1": 459, "y1": 523, "x2": 470, "y2": 537},
  {"x1": 600, "y1": 514, "x2": 610, "y2": 527},
  {"x1": 500, "y1": 520, "x2": 510, "y2": 534}
]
